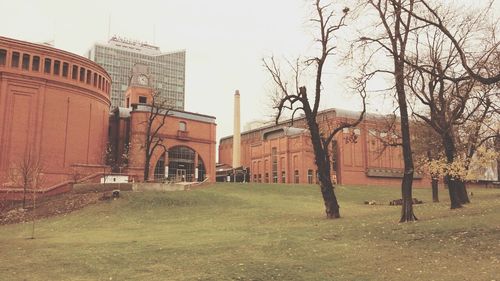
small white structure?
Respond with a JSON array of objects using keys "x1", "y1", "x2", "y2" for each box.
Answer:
[{"x1": 101, "y1": 175, "x2": 129, "y2": 183}]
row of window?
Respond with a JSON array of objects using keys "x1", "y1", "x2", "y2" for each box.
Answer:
[
  {"x1": 0, "y1": 48, "x2": 109, "y2": 93},
  {"x1": 252, "y1": 169, "x2": 317, "y2": 184}
]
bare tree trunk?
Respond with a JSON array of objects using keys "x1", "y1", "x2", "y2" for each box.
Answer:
[
  {"x1": 309, "y1": 119, "x2": 340, "y2": 219},
  {"x1": 22, "y1": 187, "x2": 27, "y2": 209},
  {"x1": 455, "y1": 181, "x2": 469, "y2": 204},
  {"x1": 144, "y1": 156, "x2": 151, "y2": 181},
  {"x1": 320, "y1": 179, "x2": 340, "y2": 218},
  {"x1": 446, "y1": 178, "x2": 463, "y2": 209},
  {"x1": 396, "y1": 62, "x2": 417, "y2": 223},
  {"x1": 431, "y1": 178, "x2": 439, "y2": 202},
  {"x1": 443, "y1": 132, "x2": 462, "y2": 209},
  {"x1": 31, "y1": 189, "x2": 37, "y2": 239},
  {"x1": 317, "y1": 154, "x2": 340, "y2": 218}
]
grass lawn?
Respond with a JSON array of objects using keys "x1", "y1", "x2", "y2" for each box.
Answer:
[{"x1": 0, "y1": 184, "x2": 499, "y2": 281}]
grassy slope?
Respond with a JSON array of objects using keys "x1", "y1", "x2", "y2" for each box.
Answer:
[{"x1": 0, "y1": 184, "x2": 499, "y2": 281}]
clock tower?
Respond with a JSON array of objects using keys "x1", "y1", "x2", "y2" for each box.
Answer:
[{"x1": 124, "y1": 64, "x2": 154, "y2": 107}]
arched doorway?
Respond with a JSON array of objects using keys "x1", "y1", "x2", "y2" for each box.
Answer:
[{"x1": 167, "y1": 146, "x2": 206, "y2": 182}]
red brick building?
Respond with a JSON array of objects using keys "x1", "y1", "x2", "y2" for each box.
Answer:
[
  {"x1": 219, "y1": 109, "x2": 427, "y2": 187},
  {"x1": 109, "y1": 64, "x2": 216, "y2": 183},
  {"x1": 0, "y1": 37, "x2": 216, "y2": 200},
  {"x1": 0, "y1": 36, "x2": 111, "y2": 191}
]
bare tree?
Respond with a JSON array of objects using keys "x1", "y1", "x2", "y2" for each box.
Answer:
[
  {"x1": 401, "y1": 0, "x2": 500, "y2": 85},
  {"x1": 404, "y1": 11, "x2": 499, "y2": 208},
  {"x1": 264, "y1": 1, "x2": 365, "y2": 219},
  {"x1": 8, "y1": 152, "x2": 44, "y2": 209},
  {"x1": 140, "y1": 92, "x2": 172, "y2": 181},
  {"x1": 358, "y1": 0, "x2": 421, "y2": 222}
]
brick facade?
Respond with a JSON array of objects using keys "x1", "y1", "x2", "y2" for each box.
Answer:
[
  {"x1": 219, "y1": 109, "x2": 428, "y2": 187},
  {"x1": 110, "y1": 87, "x2": 216, "y2": 183},
  {"x1": 0, "y1": 36, "x2": 111, "y2": 189}
]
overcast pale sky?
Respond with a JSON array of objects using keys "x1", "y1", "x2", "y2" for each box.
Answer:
[{"x1": 0, "y1": 0, "x2": 497, "y2": 144}]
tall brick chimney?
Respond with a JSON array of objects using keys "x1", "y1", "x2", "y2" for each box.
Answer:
[{"x1": 232, "y1": 90, "x2": 241, "y2": 168}]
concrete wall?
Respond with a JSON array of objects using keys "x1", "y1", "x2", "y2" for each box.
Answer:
[{"x1": 132, "y1": 183, "x2": 185, "y2": 192}]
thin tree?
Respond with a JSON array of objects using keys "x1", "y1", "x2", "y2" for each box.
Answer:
[
  {"x1": 141, "y1": 92, "x2": 172, "y2": 181},
  {"x1": 29, "y1": 169, "x2": 44, "y2": 239},
  {"x1": 8, "y1": 152, "x2": 43, "y2": 209},
  {"x1": 358, "y1": 0, "x2": 420, "y2": 222},
  {"x1": 8, "y1": 151, "x2": 44, "y2": 238},
  {"x1": 264, "y1": 0, "x2": 366, "y2": 219}
]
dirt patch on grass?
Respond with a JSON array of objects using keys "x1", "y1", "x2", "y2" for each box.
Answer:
[{"x1": 0, "y1": 192, "x2": 105, "y2": 225}]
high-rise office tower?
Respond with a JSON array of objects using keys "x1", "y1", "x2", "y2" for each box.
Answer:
[{"x1": 88, "y1": 36, "x2": 185, "y2": 109}]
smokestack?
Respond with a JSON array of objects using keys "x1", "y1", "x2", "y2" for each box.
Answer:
[{"x1": 232, "y1": 90, "x2": 241, "y2": 168}]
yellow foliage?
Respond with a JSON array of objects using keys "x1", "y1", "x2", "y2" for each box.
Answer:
[{"x1": 423, "y1": 147, "x2": 498, "y2": 181}]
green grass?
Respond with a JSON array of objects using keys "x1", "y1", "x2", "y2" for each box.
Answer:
[{"x1": 1, "y1": 184, "x2": 499, "y2": 281}]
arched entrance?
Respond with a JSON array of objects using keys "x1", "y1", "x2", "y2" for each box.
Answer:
[{"x1": 166, "y1": 146, "x2": 206, "y2": 182}]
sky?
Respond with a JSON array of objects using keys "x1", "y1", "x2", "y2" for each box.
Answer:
[{"x1": 0, "y1": 0, "x2": 497, "y2": 144}]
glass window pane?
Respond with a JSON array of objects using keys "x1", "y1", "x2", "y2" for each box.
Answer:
[
  {"x1": 22, "y1": 54, "x2": 30, "y2": 70},
  {"x1": 0, "y1": 49, "x2": 6, "y2": 66},
  {"x1": 53, "y1": 60, "x2": 60, "y2": 75},
  {"x1": 62, "y1": 62, "x2": 69, "y2": 77},
  {"x1": 32, "y1": 56, "x2": 40, "y2": 71},
  {"x1": 72, "y1": 65, "x2": 78, "y2": 80},
  {"x1": 11, "y1": 52, "x2": 20, "y2": 67},
  {"x1": 44, "y1": 58, "x2": 51, "y2": 73}
]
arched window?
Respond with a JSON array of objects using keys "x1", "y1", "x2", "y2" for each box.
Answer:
[{"x1": 179, "y1": 121, "x2": 187, "y2": 131}]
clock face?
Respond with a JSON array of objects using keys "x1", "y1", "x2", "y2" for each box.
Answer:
[{"x1": 138, "y1": 75, "x2": 148, "y2": 85}]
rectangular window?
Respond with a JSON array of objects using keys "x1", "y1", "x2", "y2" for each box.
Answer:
[
  {"x1": 72, "y1": 65, "x2": 78, "y2": 80},
  {"x1": 258, "y1": 174, "x2": 262, "y2": 183},
  {"x1": 281, "y1": 171, "x2": 286, "y2": 183},
  {"x1": 271, "y1": 147, "x2": 278, "y2": 183},
  {"x1": 179, "y1": 121, "x2": 187, "y2": 131},
  {"x1": 11, "y1": 52, "x2": 20, "y2": 67},
  {"x1": 53, "y1": 60, "x2": 60, "y2": 75},
  {"x1": 79, "y1": 67, "x2": 85, "y2": 82},
  {"x1": 22, "y1": 54, "x2": 30, "y2": 70},
  {"x1": 294, "y1": 170, "x2": 299, "y2": 184},
  {"x1": 62, "y1": 62, "x2": 69, "y2": 77},
  {"x1": 139, "y1": 96, "x2": 147, "y2": 104},
  {"x1": 31, "y1": 56, "x2": 39, "y2": 71},
  {"x1": 93, "y1": 73, "x2": 97, "y2": 86},
  {"x1": 307, "y1": 169, "x2": 313, "y2": 184},
  {"x1": 253, "y1": 174, "x2": 257, "y2": 182},
  {"x1": 86, "y1": 70, "x2": 91, "y2": 84},
  {"x1": 98, "y1": 75, "x2": 102, "y2": 89},
  {"x1": 265, "y1": 173, "x2": 269, "y2": 183},
  {"x1": 44, "y1": 58, "x2": 51, "y2": 73},
  {"x1": 0, "y1": 49, "x2": 6, "y2": 66}
]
